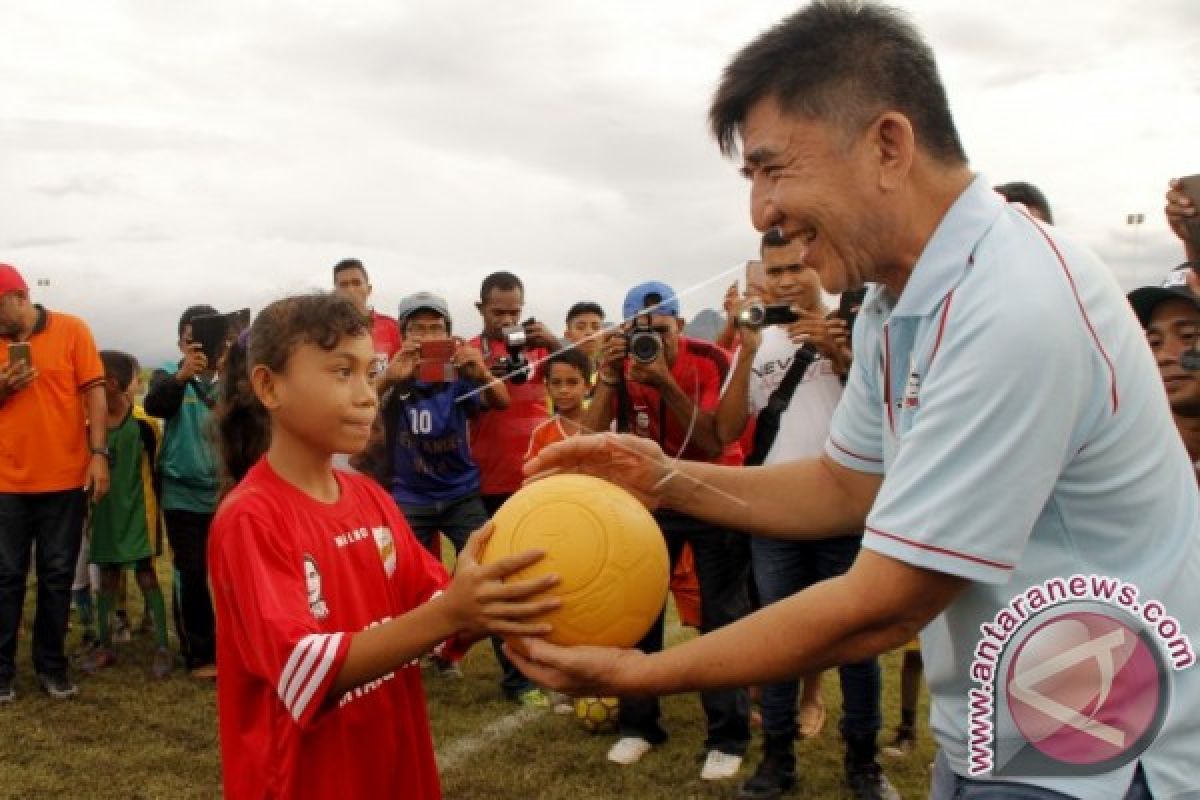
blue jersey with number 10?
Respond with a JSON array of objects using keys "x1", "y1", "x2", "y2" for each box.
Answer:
[{"x1": 386, "y1": 378, "x2": 482, "y2": 507}]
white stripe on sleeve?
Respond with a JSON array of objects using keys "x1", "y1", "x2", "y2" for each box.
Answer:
[
  {"x1": 278, "y1": 633, "x2": 321, "y2": 705},
  {"x1": 290, "y1": 632, "x2": 343, "y2": 721},
  {"x1": 279, "y1": 634, "x2": 325, "y2": 708}
]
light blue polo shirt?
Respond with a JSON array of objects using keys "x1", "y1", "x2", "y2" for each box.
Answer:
[{"x1": 826, "y1": 175, "x2": 1200, "y2": 798}]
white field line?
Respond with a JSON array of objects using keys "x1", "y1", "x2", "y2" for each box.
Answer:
[{"x1": 435, "y1": 707, "x2": 543, "y2": 772}]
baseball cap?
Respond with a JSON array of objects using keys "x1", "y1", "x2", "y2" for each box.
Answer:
[
  {"x1": 0, "y1": 264, "x2": 29, "y2": 296},
  {"x1": 398, "y1": 292, "x2": 451, "y2": 326},
  {"x1": 622, "y1": 281, "x2": 681, "y2": 320},
  {"x1": 1127, "y1": 265, "x2": 1200, "y2": 328}
]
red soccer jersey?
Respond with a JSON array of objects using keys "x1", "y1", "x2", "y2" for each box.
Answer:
[
  {"x1": 617, "y1": 337, "x2": 743, "y2": 466},
  {"x1": 468, "y1": 335, "x2": 551, "y2": 496},
  {"x1": 209, "y1": 458, "x2": 449, "y2": 800},
  {"x1": 371, "y1": 310, "x2": 402, "y2": 362}
]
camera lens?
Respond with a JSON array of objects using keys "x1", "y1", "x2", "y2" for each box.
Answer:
[
  {"x1": 738, "y1": 302, "x2": 766, "y2": 330},
  {"x1": 629, "y1": 331, "x2": 661, "y2": 364}
]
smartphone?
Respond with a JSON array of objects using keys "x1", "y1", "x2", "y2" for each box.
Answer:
[
  {"x1": 418, "y1": 339, "x2": 456, "y2": 383},
  {"x1": 190, "y1": 313, "x2": 230, "y2": 364},
  {"x1": 745, "y1": 260, "x2": 768, "y2": 297},
  {"x1": 1180, "y1": 174, "x2": 1200, "y2": 250},
  {"x1": 7, "y1": 342, "x2": 32, "y2": 369}
]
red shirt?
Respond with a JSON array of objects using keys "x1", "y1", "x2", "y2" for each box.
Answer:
[
  {"x1": 617, "y1": 337, "x2": 743, "y2": 466},
  {"x1": 209, "y1": 459, "x2": 448, "y2": 800},
  {"x1": 468, "y1": 335, "x2": 550, "y2": 496},
  {"x1": 371, "y1": 310, "x2": 402, "y2": 362}
]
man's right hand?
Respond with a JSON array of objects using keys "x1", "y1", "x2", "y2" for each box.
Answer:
[
  {"x1": 175, "y1": 344, "x2": 208, "y2": 383},
  {"x1": 0, "y1": 362, "x2": 38, "y2": 403},
  {"x1": 523, "y1": 432, "x2": 674, "y2": 511},
  {"x1": 383, "y1": 340, "x2": 420, "y2": 387},
  {"x1": 733, "y1": 298, "x2": 765, "y2": 353}
]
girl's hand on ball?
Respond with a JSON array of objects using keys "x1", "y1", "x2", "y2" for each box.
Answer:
[
  {"x1": 503, "y1": 638, "x2": 645, "y2": 697},
  {"x1": 522, "y1": 432, "x2": 673, "y2": 511},
  {"x1": 448, "y1": 523, "x2": 561, "y2": 642}
]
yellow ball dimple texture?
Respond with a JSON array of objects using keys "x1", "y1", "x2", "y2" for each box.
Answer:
[{"x1": 482, "y1": 474, "x2": 669, "y2": 648}]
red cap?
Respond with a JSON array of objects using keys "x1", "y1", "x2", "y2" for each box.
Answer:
[{"x1": 0, "y1": 264, "x2": 28, "y2": 295}]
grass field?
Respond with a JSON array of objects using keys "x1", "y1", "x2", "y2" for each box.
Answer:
[{"x1": 1, "y1": 570, "x2": 936, "y2": 799}]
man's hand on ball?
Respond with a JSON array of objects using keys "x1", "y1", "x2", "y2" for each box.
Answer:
[
  {"x1": 503, "y1": 638, "x2": 646, "y2": 697},
  {"x1": 446, "y1": 523, "x2": 561, "y2": 642},
  {"x1": 522, "y1": 432, "x2": 674, "y2": 511}
]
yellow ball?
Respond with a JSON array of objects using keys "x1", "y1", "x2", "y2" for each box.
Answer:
[
  {"x1": 482, "y1": 474, "x2": 668, "y2": 648},
  {"x1": 574, "y1": 696, "x2": 620, "y2": 734}
]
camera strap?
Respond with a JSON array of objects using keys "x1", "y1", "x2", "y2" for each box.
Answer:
[{"x1": 745, "y1": 344, "x2": 818, "y2": 467}]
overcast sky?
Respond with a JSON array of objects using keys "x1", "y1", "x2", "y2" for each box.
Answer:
[{"x1": 4, "y1": 1, "x2": 1198, "y2": 364}]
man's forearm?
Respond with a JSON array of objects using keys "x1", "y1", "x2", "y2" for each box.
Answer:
[
  {"x1": 713, "y1": 348, "x2": 755, "y2": 446},
  {"x1": 143, "y1": 370, "x2": 186, "y2": 418},
  {"x1": 582, "y1": 381, "x2": 617, "y2": 434},
  {"x1": 659, "y1": 454, "x2": 878, "y2": 539},
  {"x1": 625, "y1": 552, "x2": 962, "y2": 695}
]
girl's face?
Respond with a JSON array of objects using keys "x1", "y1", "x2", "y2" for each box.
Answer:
[
  {"x1": 258, "y1": 332, "x2": 379, "y2": 456},
  {"x1": 547, "y1": 363, "x2": 587, "y2": 414}
]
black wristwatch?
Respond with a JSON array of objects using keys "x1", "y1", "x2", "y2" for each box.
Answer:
[{"x1": 90, "y1": 446, "x2": 111, "y2": 458}]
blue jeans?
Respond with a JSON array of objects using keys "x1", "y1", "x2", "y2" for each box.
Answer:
[
  {"x1": 400, "y1": 492, "x2": 489, "y2": 559},
  {"x1": 751, "y1": 533, "x2": 881, "y2": 744},
  {"x1": 0, "y1": 490, "x2": 86, "y2": 681},
  {"x1": 930, "y1": 751, "x2": 1153, "y2": 799},
  {"x1": 619, "y1": 510, "x2": 753, "y2": 755}
]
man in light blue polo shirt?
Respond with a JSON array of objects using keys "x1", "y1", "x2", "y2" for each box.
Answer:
[{"x1": 508, "y1": 4, "x2": 1199, "y2": 799}]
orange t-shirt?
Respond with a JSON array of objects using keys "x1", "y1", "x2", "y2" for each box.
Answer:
[
  {"x1": 523, "y1": 416, "x2": 582, "y2": 463},
  {"x1": 0, "y1": 308, "x2": 105, "y2": 493}
]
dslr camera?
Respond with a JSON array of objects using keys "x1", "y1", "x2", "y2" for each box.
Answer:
[
  {"x1": 737, "y1": 302, "x2": 800, "y2": 331},
  {"x1": 624, "y1": 314, "x2": 662, "y2": 364},
  {"x1": 490, "y1": 317, "x2": 536, "y2": 385}
]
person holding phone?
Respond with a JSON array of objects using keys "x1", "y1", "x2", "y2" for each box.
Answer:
[
  {"x1": 367, "y1": 292, "x2": 510, "y2": 681},
  {"x1": 143, "y1": 304, "x2": 224, "y2": 679},
  {"x1": 0, "y1": 263, "x2": 109, "y2": 702}
]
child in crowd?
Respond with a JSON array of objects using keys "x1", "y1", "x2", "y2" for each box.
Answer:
[
  {"x1": 79, "y1": 351, "x2": 172, "y2": 678},
  {"x1": 525, "y1": 347, "x2": 593, "y2": 463},
  {"x1": 208, "y1": 293, "x2": 556, "y2": 799}
]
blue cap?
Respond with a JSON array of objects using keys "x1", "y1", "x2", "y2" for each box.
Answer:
[{"x1": 622, "y1": 281, "x2": 681, "y2": 320}]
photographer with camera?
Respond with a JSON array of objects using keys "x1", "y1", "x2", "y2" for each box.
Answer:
[
  {"x1": 467, "y1": 271, "x2": 559, "y2": 706},
  {"x1": 704, "y1": 233, "x2": 891, "y2": 800},
  {"x1": 144, "y1": 304, "x2": 227, "y2": 679},
  {"x1": 583, "y1": 281, "x2": 751, "y2": 781}
]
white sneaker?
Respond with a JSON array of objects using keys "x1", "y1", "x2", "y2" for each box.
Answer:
[
  {"x1": 700, "y1": 750, "x2": 743, "y2": 781},
  {"x1": 607, "y1": 737, "x2": 653, "y2": 766}
]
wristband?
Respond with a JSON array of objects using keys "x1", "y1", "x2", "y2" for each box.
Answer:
[{"x1": 90, "y1": 446, "x2": 111, "y2": 458}]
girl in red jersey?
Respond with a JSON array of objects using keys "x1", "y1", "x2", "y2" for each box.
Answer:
[{"x1": 208, "y1": 294, "x2": 558, "y2": 800}]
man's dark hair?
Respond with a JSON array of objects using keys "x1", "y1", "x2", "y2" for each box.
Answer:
[
  {"x1": 333, "y1": 258, "x2": 368, "y2": 281},
  {"x1": 545, "y1": 346, "x2": 594, "y2": 383},
  {"x1": 100, "y1": 350, "x2": 138, "y2": 392},
  {"x1": 178, "y1": 304, "x2": 219, "y2": 338},
  {"x1": 710, "y1": 1, "x2": 967, "y2": 165},
  {"x1": 566, "y1": 301, "x2": 605, "y2": 325},
  {"x1": 995, "y1": 181, "x2": 1054, "y2": 224},
  {"x1": 480, "y1": 271, "x2": 524, "y2": 304}
]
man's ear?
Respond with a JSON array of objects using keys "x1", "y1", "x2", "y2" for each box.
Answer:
[
  {"x1": 251, "y1": 364, "x2": 281, "y2": 410},
  {"x1": 869, "y1": 111, "x2": 916, "y2": 192},
  {"x1": 676, "y1": 317, "x2": 687, "y2": 332},
  {"x1": 475, "y1": 300, "x2": 484, "y2": 316}
]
